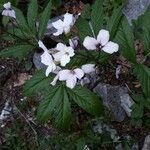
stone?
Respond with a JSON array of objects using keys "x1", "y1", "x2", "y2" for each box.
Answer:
[
  {"x1": 142, "y1": 135, "x2": 150, "y2": 150},
  {"x1": 93, "y1": 83, "x2": 134, "y2": 122},
  {"x1": 123, "y1": 0, "x2": 150, "y2": 24},
  {"x1": 33, "y1": 52, "x2": 46, "y2": 69}
]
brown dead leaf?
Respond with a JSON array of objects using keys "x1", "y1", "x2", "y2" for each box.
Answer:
[{"x1": 14, "y1": 73, "x2": 32, "y2": 87}]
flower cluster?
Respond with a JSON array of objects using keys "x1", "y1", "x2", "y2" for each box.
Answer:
[
  {"x1": 2, "y1": 2, "x2": 16, "y2": 18},
  {"x1": 38, "y1": 12, "x2": 119, "y2": 89},
  {"x1": 1, "y1": 2, "x2": 119, "y2": 89}
]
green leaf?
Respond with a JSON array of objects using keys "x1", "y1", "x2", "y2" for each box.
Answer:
[
  {"x1": 76, "y1": 17, "x2": 93, "y2": 42},
  {"x1": 23, "y1": 70, "x2": 53, "y2": 96},
  {"x1": 91, "y1": 0, "x2": 104, "y2": 35},
  {"x1": 68, "y1": 86, "x2": 103, "y2": 116},
  {"x1": 27, "y1": 0, "x2": 38, "y2": 34},
  {"x1": 38, "y1": 0, "x2": 52, "y2": 39},
  {"x1": 115, "y1": 17, "x2": 136, "y2": 63},
  {"x1": 54, "y1": 86, "x2": 72, "y2": 128},
  {"x1": 133, "y1": 64, "x2": 150, "y2": 98},
  {"x1": 107, "y1": 6, "x2": 123, "y2": 39},
  {"x1": 14, "y1": 7, "x2": 31, "y2": 34},
  {"x1": 0, "y1": 44, "x2": 33, "y2": 59},
  {"x1": 81, "y1": 4, "x2": 91, "y2": 20},
  {"x1": 137, "y1": 6, "x2": 150, "y2": 54},
  {"x1": 37, "y1": 84, "x2": 72, "y2": 128},
  {"x1": 131, "y1": 103, "x2": 144, "y2": 118}
]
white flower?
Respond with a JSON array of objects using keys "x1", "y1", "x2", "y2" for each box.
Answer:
[
  {"x1": 38, "y1": 40, "x2": 56, "y2": 76},
  {"x1": 2, "y1": 2, "x2": 16, "y2": 18},
  {"x1": 69, "y1": 37, "x2": 79, "y2": 49},
  {"x1": 83, "y1": 29, "x2": 119, "y2": 54},
  {"x1": 52, "y1": 13, "x2": 74, "y2": 36},
  {"x1": 53, "y1": 43, "x2": 75, "y2": 66},
  {"x1": 51, "y1": 68, "x2": 84, "y2": 89},
  {"x1": 81, "y1": 64, "x2": 95, "y2": 74}
]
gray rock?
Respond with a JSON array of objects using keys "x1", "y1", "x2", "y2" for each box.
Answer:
[
  {"x1": 123, "y1": 0, "x2": 150, "y2": 24},
  {"x1": 33, "y1": 52, "x2": 46, "y2": 69},
  {"x1": 142, "y1": 135, "x2": 150, "y2": 150},
  {"x1": 93, "y1": 123, "x2": 120, "y2": 142},
  {"x1": 93, "y1": 83, "x2": 134, "y2": 122}
]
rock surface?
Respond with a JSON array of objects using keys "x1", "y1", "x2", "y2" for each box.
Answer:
[
  {"x1": 123, "y1": 0, "x2": 150, "y2": 24},
  {"x1": 142, "y1": 135, "x2": 150, "y2": 150},
  {"x1": 93, "y1": 83, "x2": 134, "y2": 122}
]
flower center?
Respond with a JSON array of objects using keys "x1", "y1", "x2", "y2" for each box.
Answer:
[{"x1": 96, "y1": 43, "x2": 103, "y2": 50}]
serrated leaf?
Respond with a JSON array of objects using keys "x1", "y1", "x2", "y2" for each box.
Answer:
[
  {"x1": 38, "y1": 0, "x2": 52, "y2": 39},
  {"x1": 81, "y1": 4, "x2": 91, "y2": 20},
  {"x1": 137, "y1": 6, "x2": 150, "y2": 54},
  {"x1": 115, "y1": 17, "x2": 136, "y2": 63},
  {"x1": 76, "y1": 17, "x2": 93, "y2": 42},
  {"x1": 0, "y1": 44, "x2": 33, "y2": 59},
  {"x1": 23, "y1": 70, "x2": 53, "y2": 96},
  {"x1": 54, "y1": 86, "x2": 72, "y2": 128},
  {"x1": 67, "y1": 86, "x2": 103, "y2": 116},
  {"x1": 37, "y1": 84, "x2": 72, "y2": 128},
  {"x1": 133, "y1": 64, "x2": 150, "y2": 98},
  {"x1": 131, "y1": 103, "x2": 143, "y2": 118},
  {"x1": 27, "y1": 0, "x2": 38, "y2": 34},
  {"x1": 91, "y1": 0, "x2": 104, "y2": 35},
  {"x1": 107, "y1": 6, "x2": 123, "y2": 39},
  {"x1": 14, "y1": 7, "x2": 31, "y2": 34}
]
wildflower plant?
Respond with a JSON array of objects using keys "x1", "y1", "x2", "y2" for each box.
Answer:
[{"x1": 0, "y1": 0, "x2": 150, "y2": 130}]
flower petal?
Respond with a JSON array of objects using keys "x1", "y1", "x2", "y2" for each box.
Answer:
[
  {"x1": 53, "y1": 51, "x2": 64, "y2": 62},
  {"x1": 102, "y1": 41, "x2": 119, "y2": 54},
  {"x1": 56, "y1": 43, "x2": 67, "y2": 52},
  {"x1": 58, "y1": 70, "x2": 71, "y2": 81},
  {"x1": 97, "y1": 29, "x2": 110, "y2": 46},
  {"x1": 74, "y1": 68, "x2": 84, "y2": 79},
  {"x1": 81, "y1": 64, "x2": 95, "y2": 74},
  {"x1": 53, "y1": 29, "x2": 63, "y2": 36},
  {"x1": 66, "y1": 75, "x2": 77, "y2": 89},
  {"x1": 65, "y1": 46, "x2": 75, "y2": 57},
  {"x1": 38, "y1": 40, "x2": 48, "y2": 52},
  {"x1": 60, "y1": 54, "x2": 70, "y2": 66},
  {"x1": 3, "y1": 2, "x2": 11, "y2": 9},
  {"x1": 64, "y1": 26, "x2": 71, "y2": 34},
  {"x1": 51, "y1": 75, "x2": 59, "y2": 86},
  {"x1": 63, "y1": 13, "x2": 74, "y2": 26},
  {"x1": 9, "y1": 10, "x2": 16, "y2": 18},
  {"x1": 52, "y1": 19, "x2": 64, "y2": 29},
  {"x1": 45, "y1": 65, "x2": 52, "y2": 77},
  {"x1": 83, "y1": 36, "x2": 98, "y2": 50},
  {"x1": 41, "y1": 51, "x2": 53, "y2": 66}
]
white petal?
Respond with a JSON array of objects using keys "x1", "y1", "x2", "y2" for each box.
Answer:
[
  {"x1": 51, "y1": 75, "x2": 59, "y2": 86},
  {"x1": 56, "y1": 43, "x2": 67, "y2": 52},
  {"x1": 52, "y1": 19, "x2": 64, "y2": 29},
  {"x1": 45, "y1": 65, "x2": 52, "y2": 76},
  {"x1": 38, "y1": 40, "x2": 48, "y2": 52},
  {"x1": 66, "y1": 75, "x2": 77, "y2": 89},
  {"x1": 2, "y1": 10, "x2": 9, "y2": 16},
  {"x1": 63, "y1": 13, "x2": 74, "y2": 26},
  {"x1": 52, "y1": 66, "x2": 61, "y2": 74},
  {"x1": 65, "y1": 47, "x2": 75, "y2": 57},
  {"x1": 69, "y1": 38, "x2": 78, "y2": 49},
  {"x1": 83, "y1": 36, "x2": 98, "y2": 50},
  {"x1": 3, "y1": 2, "x2": 11, "y2": 9},
  {"x1": 74, "y1": 68, "x2": 84, "y2": 79},
  {"x1": 97, "y1": 29, "x2": 110, "y2": 46},
  {"x1": 8, "y1": 10, "x2": 16, "y2": 18},
  {"x1": 53, "y1": 51, "x2": 64, "y2": 62},
  {"x1": 58, "y1": 70, "x2": 71, "y2": 81},
  {"x1": 64, "y1": 26, "x2": 71, "y2": 34},
  {"x1": 53, "y1": 29, "x2": 63, "y2": 36},
  {"x1": 102, "y1": 41, "x2": 119, "y2": 54},
  {"x1": 60, "y1": 54, "x2": 70, "y2": 66},
  {"x1": 81, "y1": 64, "x2": 95, "y2": 74},
  {"x1": 41, "y1": 51, "x2": 53, "y2": 66}
]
